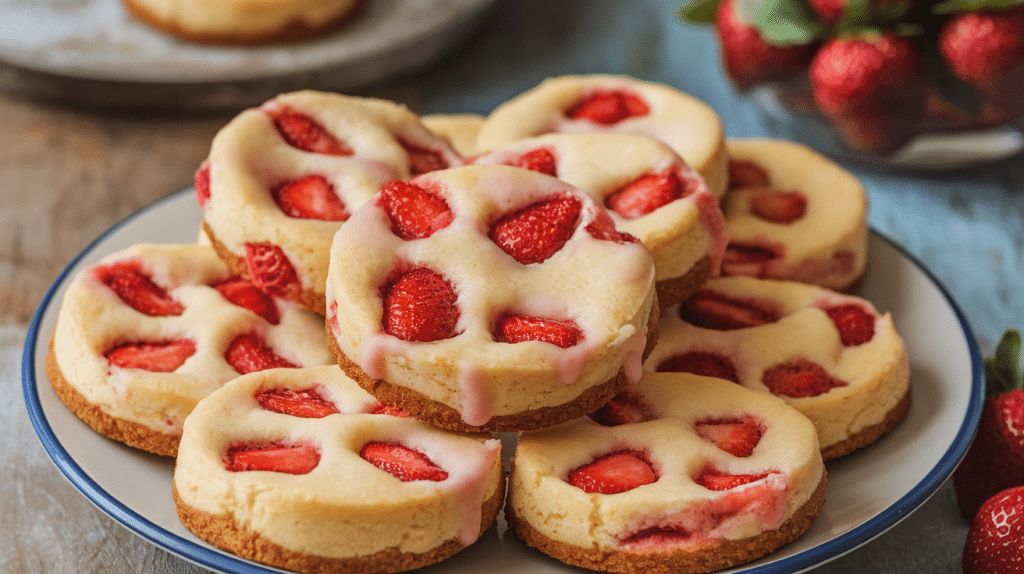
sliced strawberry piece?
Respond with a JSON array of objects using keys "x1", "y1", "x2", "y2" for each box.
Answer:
[
  {"x1": 495, "y1": 315, "x2": 581, "y2": 348},
  {"x1": 822, "y1": 303, "x2": 876, "y2": 346},
  {"x1": 381, "y1": 267, "x2": 459, "y2": 342},
  {"x1": 94, "y1": 260, "x2": 185, "y2": 317},
  {"x1": 224, "y1": 442, "x2": 320, "y2": 474},
  {"x1": 509, "y1": 147, "x2": 557, "y2": 176},
  {"x1": 271, "y1": 175, "x2": 349, "y2": 221},
  {"x1": 584, "y1": 210, "x2": 641, "y2": 244},
  {"x1": 565, "y1": 90, "x2": 650, "y2": 124},
  {"x1": 605, "y1": 172, "x2": 686, "y2": 219},
  {"x1": 655, "y1": 351, "x2": 740, "y2": 384},
  {"x1": 762, "y1": 358, "x2": 847, "y2": 398},
  {"x1": 266, "y1": 106, "x2": 351, "y2": 156},
  {"x1": 568, "y1": 451, "x2": 657, "y2": 494},
  {"x1": 678, "y1": 289, "x2": 781, "y2": 330},
  {"x1": 721, "y1": 242, "x2": 782, "y2": 272},
  {"x1": 694, "y1": 418, "x2": 763, "y2": 457},
  {"x1": 225, "y1": 333, "x2": 298, "y2": 374},
  {"x1": 378, "y1": 181, "x2": 453, "y2": 240},
  {"x1": 397, "y1": 138, "x2": 452, "y2": 175},
  {"x1": 105, "y1": 339, "x2": 196, "y2": 372},
  {"x1": 214, "y1": 277, "x2": 280, "y2": 325},
  {"x1": 749, "y1": 190, "x2": 807, "y2": 224},
  {"x1": 255, "y1": 387, "x2": 338, "y2": 418},
  {"x1": 589, "y1": 389, "x2": 653, "y2": 426},
  {"x1": 695, "y1": 468, "x2": 772, "y2": 491},
  {"x1": 194, "y1": 160, "x2": 211, "y2": 209},
  {"x1": 489, "y1": 195, "x2": 582, "y2": 264},
  {"x1": 370, "y1": 404, "x2": 411, "y2": 417},
  {"x1": 728, "y1": 159, "x2": 771, "y2": 189},
  {"x1": 360, "y1": 442, "x2": 449, "y2": 482},
  {"x1": 244, "y1": 243, "x2": 300, "y2": 298}
]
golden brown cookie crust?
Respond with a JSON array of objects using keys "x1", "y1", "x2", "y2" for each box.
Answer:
[
  {"x1": 655, "y1": 255, "x2": 712, "y2": 311},
  {"x1": 327, "y1": 300, "x2": 659, "y2": 433},
  {"x1": 506, "y1": 472, "x2": 827, "y2": 574},
  {"x1": 172, "y1": 472, "x2": 506, "y2": 574},
  {"x1": 46, "y1": 335, "x2": 179, "y2": 457},
  {"x1": 821, "y1": 384, "x2": 911, "y2": 461}
]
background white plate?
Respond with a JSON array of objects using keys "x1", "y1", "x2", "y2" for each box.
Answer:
[{"x1": 23, "y1": 188, "x2": 984, "y2": 574}]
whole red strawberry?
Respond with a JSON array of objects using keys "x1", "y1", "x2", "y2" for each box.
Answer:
[
  {"x1": 714, "y1": 0, "x2": 818, "y2": 90},
  {"x1": 807, "y1": 0, "x2": 915, "y2": 25},
  {"x1": 954, "y1": 330, "x2": 1024, "y2": 521},
  {"x1": 809, "y1": 31, "x2": 927, "y2": 153},
  {"x1": 938, "y1": 4, "x2": 1024, "y2": 123},
  {"x1": 962, "y1": 485, "x2": 1024, "y2": 574}
]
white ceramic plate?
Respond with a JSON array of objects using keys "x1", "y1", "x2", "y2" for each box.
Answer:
[{"x1": 23, "y1": 188, "x2": 984, "y2": 574}]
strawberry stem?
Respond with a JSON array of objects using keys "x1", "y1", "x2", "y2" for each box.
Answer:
[{"x1": 985, "y1": 329, "x2": 1022, "y2": 396}]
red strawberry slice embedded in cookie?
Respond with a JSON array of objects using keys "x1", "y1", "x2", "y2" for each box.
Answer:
[
  {"x1": 214, "y1": 278, "x2": 280, "y2": 325},
  {"x1": 678, "y1": 289, "x2": 781, "y2": 330},
  {"x1": 382, "y1": 267, "x2": 459, "y2": 342},
  {"x1": 568, "y1": 451, "x2": 657, "y2": 494},
  {"x1": 721, "y1": 242, "x2": 783, "y2": 277},
  {"x1": 397, "y1": 138, "x2": 452, "y2": 176},
  {"x1": 271, "y1": 175, "x2": 349, "y2": 221},
  {"x1": 590, "y1": 389, "x2": 653, "y2": 426},
  {"x1": 509, "y1": 147, "x2": 558, "y2": 176},
  {"x1": 749, "y1": 190, "x2": 807, "y2": 224},
  {"x1": 655, "y1": 351, "x2": 740, "y2": 384},
  {"x1": 584, "y1": 210, "x2": 642, "y2": 244},
  {"x1": 695, "y1": 468, "x2": 773, "y2": 491},
  {"x1": 194, "y1": 160, "x2": 211, "y2": 209},
  {"x1": 490, "y1": 194, "x2": 582, "y2": 264},
  {"x1": 266, "y1": 106, "x2": 352, "y2": 156},
  {"x1": 255, "y1": 387, "x2": 338, "y2": 418},
  {"x1": 694, "y1": 418, "x2": 763, "y2": 457},
  {"x1": 565, "y1": 89, "x2": 651, "y2": 124},
  {"x1": 605, "y1": 172, "x2": 687, "y2": 219},
  {"x1": 379, "y1": 181, "x2": 453, "y2": 240},
  {"x1": 495, "y1": 315, "x2": 582, "y2": 348},
  {"x1": 244, "y1": 243, "x2": 300, "y2": 299},
  {"x1": 224, "y1": 442, "x2": 321, "y2": 474},
  {"x1": 728, "y1": 159, "x2": 771, "y2": 189},
  {"x1": 225, "y1": 333, "x2": 298, "y2": 374},
  {"x1": 105, "y1": 339, "x2": 196, "y2": 372},
  {"x1": 762, "y1": 358, "x2": 847, "y2": 398},
  {"x1": 360, "y1": 442, "x2": 449, "y2": 482},
  {"x1": 94, "y1": 261, "x2": 185, "y2": 317},
  {"x1": 821, "y1": 303, "x2": 876, "y2": 346}
]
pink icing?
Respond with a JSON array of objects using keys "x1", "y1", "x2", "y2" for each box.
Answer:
[{"x1": 458, "y1": 363, "x2": 492, "y2": 426}]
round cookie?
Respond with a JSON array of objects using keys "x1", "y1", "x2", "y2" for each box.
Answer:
[
  {"x1": 197, "y1": 90, "x2": 463, "y2": 315},
  {"x1": 174, "y1": 365, "x2": 504, "y2": 574},
  {"x1": 47, "y1": 243, "x2": 333, "y2": 457},
  {"x1": 422, "y1": 113, "x2": 486, "y2": 157},
  {"x1": 123, "y1": 0, "x2": 365, "y2": 45},
  {"x1": 325, "y1": 164, "x2": 658, "y2": 433},
  {"x1": 475, "y1": 75, "x2": 729, "y2": 198},
  {"x1": 645, "y1": 276, "x2": 911, "y2": 460},
  {"x1": 721, "y1": 138, "x2": 868, "y2": 292},
  {"x1": 472, "y1": 133, "x2": 728, "y2": 308},
  {"x1": 507, "y1": 372, "x2": 826, "y2": 574}
]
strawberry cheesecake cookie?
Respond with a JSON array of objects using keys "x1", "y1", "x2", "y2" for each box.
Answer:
[
  {"x1": 646, "y1": 276, "x2": 911, "y2": 460},
  {"x1": 472, "y1": 133, "x2": 727, "y2": 308},
  {"x1": 123, "y1": 0, "x2": 365, "y2": 45},
  {"x1": 475, "y1": 75, "x2": 729, "y2": 198},
  {"x1": 197, "y1": 90, "x2": 463, "y2": 315},
  {"x1": 325, "y1": 164, "x2": 658, "y2": 433},
  {"x1": 422, "y1": 113, "x2": 486, "y2": 157},
  {"x1": 47, "y1": 243, "x2": 333, "y2": 457},
  {"x1": 507, "y1": 372, "x2": 826, "y2": 574},
  {"x1": 721, "y1": 138, "x2": 868, "y2": 291},
  {"x1": 173, "y1": 365, "x2": 504, "y2": 574}
]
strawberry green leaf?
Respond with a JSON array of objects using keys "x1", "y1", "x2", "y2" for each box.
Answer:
[
  {"x1": 736, "y1": 0, "x2": 824, "y2": 45},
  {"x1": 679, "y1": 0, "x2": 723, "y2": 23},
  {"x1": 932, "y1": 0, "x2": 1024, "y2": 14},
  {"x1": 985, "y1": 329, "x2": 1022, "y2": 396}
]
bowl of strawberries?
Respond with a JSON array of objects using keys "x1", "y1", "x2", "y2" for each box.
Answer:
[{"x1": 682, "y1": 0, "x2": 1024, "y2": 169}]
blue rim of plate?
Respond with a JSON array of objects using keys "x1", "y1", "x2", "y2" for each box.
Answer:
[{"x1": 22, "y1": 188, "x2": 986, "y2": 574}]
